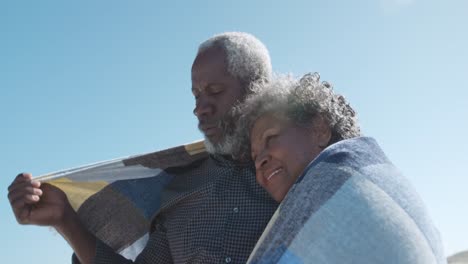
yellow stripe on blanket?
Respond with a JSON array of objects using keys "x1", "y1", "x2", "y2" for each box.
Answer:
[
  {"x1": 184, "y1": 140, "x2": 206, "y2": 156},
  {"x1": 48, "y1": 177, "x2": 108, "y2": 211}
]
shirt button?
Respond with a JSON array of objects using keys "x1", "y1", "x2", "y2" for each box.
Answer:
[
  {"x1": 225, "y1": 257, "x2": 232, "y2": 263},
  {"x1": 233, "y1": 207, "x2": 239, "y2": 213}
]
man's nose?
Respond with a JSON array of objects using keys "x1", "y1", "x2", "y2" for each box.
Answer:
[{"x1": 193, "y1": 97, "x2": 213, "y2": 118}]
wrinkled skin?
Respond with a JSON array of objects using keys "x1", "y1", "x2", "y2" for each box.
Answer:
[
  {"x1": 251, "y1": 114, "x2": 331, "y2": 202},
  {"x1": 192, "y1": 46, "x2": 245, "y2": 153}
]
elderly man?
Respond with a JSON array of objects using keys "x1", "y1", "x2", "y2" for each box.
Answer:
[{"x1": 7, "y1": 32, "x2": 278, "y2": 263}]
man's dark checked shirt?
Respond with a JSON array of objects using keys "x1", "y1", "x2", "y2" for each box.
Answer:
[{"x1": 73, "y1": 154, "x2": 278, "y2": 263}]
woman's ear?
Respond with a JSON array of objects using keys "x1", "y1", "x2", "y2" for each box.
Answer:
[{"x1": 310, "y1": 116, "x2": 331, "y2": 148}]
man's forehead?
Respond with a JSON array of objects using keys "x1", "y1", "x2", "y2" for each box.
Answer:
[
  {"x1": 192, "y1": 47, "x2": 227, "y2": 72},
  {"x1": 191, "y1": 53, "x2": 231, "y2": 87}
]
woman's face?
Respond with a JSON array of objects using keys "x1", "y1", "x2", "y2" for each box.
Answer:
[{"x1": 250, "y1": 114, "x2": 329, "y2": 202}]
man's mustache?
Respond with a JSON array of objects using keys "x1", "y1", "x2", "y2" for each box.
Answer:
[
  {"x1": 197, "y1": 107, "x2": 239, "y2": 134},
  {"x1": 198, "y1": 120, "x2": 221, "y2": 130}
]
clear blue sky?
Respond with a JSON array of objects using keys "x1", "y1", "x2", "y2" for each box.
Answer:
[{"x1": 1, "y1": 0, "x2": 467, "y2": 262}]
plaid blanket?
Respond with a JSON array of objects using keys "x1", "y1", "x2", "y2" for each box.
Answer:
[
  {"x1": 35, "y1": 140, "x2": 207, "y2": 260},
  {"x1": 247, "y1": 137, "x2": 446, "y2": 264},
  {"x1": 36, "y1": 137, "x2": 445, "y2": 263}
]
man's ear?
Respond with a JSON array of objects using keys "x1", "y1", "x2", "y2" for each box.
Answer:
[{"x1": 310, "y1": 116, "x2": 331, "y2": 148}]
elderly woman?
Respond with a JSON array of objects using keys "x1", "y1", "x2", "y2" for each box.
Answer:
[{"x1": 234, "y1": 73, "x2": 446, "y2": 264}]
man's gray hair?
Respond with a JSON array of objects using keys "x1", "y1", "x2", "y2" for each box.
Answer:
[
  {"x1": 233, "y1": 72, "x2": 361, "y2": 159},
  {"x1": 198, "y1": 32, "x2": 272, "y2": 88}
]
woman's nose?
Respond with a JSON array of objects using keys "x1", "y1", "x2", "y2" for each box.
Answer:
[{"x1": 255, "y1": 152, "x2": 269, "y2": 171}]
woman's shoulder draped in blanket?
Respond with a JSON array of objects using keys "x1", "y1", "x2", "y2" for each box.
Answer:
[
  {"x1": 35, "y1": 140, "x2": 208, "y2": 259},
  {"x1": 248, "y1": 136, "x2": 446, "y2": 264}
]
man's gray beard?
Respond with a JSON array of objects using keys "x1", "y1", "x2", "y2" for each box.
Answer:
[
  {"x1": 203, "y1": 108, "x2": 238, "y2": 156},
  {"x1": 204, "y1": 133, "x2": 236, "y2": 156}
]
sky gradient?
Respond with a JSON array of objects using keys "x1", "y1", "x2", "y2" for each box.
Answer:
[{"x1": 1, "y1": 0, "x2": 467, "y2": 262}]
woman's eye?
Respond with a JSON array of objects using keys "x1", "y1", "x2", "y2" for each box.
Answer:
[{"x1": 265, "y1": 135, "x2": 277, "y2": 147}]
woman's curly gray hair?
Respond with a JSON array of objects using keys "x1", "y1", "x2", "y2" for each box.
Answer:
[
  {"x1": 198, "y1": 32, "x2": 272, "y2": 89},
  {"x1": 232, "y1": 72, "x2": 361, "y2": 160}
]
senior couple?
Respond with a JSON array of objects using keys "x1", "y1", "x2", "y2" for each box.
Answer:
[{"x1": 8, "y1": 32, "x2": 446, "y2": 263}]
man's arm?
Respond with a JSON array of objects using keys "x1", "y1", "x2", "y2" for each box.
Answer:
[
  {"x1": 8, "y1": 173, "x2": 173, "y2": 264},
  {"x1": 8, "y1": 173, "x2": 96, "y2": 263}
]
